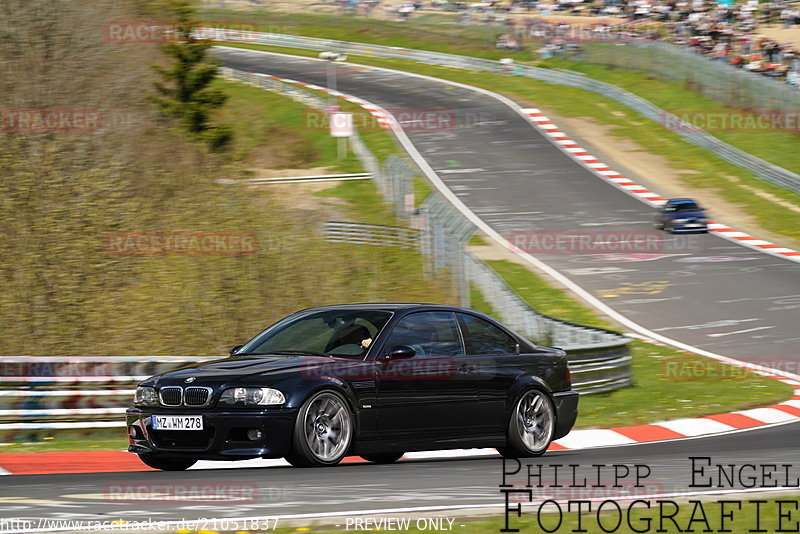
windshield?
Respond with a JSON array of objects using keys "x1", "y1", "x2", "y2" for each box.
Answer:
[
  {"x1": 671, "y1": 202, "x2": 701, "y2": 212},
  {"x1": 238, "y1": 309, "x2": 393, "y2": 359}
]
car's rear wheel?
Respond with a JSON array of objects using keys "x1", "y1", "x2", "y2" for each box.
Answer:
[
  {"x1": 361, "y1": 452, "x2": 403, "y2": 464},
  {"x1": 137, "y1": 452, "x2": 197, "y2": 471},
  {"x1": 498, "y1": 389, "x2": 555, "y2": 458},
  {"x1": 287, "y1": 390, "x2": 354, "y2": 467}
]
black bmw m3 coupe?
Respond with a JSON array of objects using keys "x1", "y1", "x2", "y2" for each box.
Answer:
[{"x1": 127, "y1": 304, "x2": 578, "y2": 470}]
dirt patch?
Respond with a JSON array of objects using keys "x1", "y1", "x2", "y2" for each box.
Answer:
[
  {"x1": 245, "y1": 166, "x2": 350, "y2": 221},
  {"x1": 755, "y1": 24, "x2": 800, "y2": 48}
]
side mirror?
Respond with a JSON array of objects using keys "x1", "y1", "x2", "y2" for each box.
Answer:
[
  {"x1": 230, "y1": 345, "x2": 244, "y2": 356},
  {"x1": 383, "y1": 345, "x2": 416, "y2": 361}
]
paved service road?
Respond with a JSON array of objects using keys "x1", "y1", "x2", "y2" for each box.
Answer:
[
  {"x1": 0, "y1": 422, "x2": 797, "y2": 525},
  {"x1": 214, "y1": 47, "x2": 800, "y2": 367}
]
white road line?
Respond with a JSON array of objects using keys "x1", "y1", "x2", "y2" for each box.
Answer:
[{"x1": 707, "y1": 326, "x2": 776, "y2": 337}]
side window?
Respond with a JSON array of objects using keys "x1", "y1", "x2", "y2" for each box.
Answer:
[
  {"x1": 457, "y1": 313, "x2": 518, "y2": 355},
  {"x1": 383, "y1": 311, "x2": 464, "y2": 358}
]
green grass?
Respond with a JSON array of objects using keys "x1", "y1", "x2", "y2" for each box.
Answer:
[
  {"x1": 0, "y1": 435, "x2": 128, "y2": 453},
  {"x1": 479, "y1": 259, "x2": 791, "y2": 429},
  {"x1": 578, "y1": 342, "x2": 790, "y2": 428},
  {"x1": 315, "y1": 179, "x2": 400, "y2": 226},
  {"x1": 413, "y1": 175, "x2": 435, "y2": 207},
  {"x1": 202, "y1": 8, "x2": 531, "y2": 61},
  {"x1": 216, "y1": 41, "x2": 800, "y2": 248},
  {"x1": 244, "y1": 75, "x2": 433, "y2": 224},
  {"x1": 215, "y1": 79, "x2": 363, "y2": 172},
  {"x1": 469, "y1": 282, "x2": 499, "y2": 318},
  {"x1": 485, "y1": 260, "x2": 614, "y2": 330},
  {"x1": 467, "y1": 233, "x2": 489, "y2": 246}
]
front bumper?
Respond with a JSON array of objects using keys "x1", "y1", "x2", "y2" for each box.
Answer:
[
  {"x1": 669, "y1": 222, "x2": 708, "y2": 233},
  {"x1": 552, "y1": 390, "x2": 579, "y2": 440},
  {"x1": 126, "y1": 407, "x2": 297, "y2": 460}
]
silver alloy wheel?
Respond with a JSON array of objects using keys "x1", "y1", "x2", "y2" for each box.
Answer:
[
  {"x1": 515, "y1": 390, "x2": 554, "y2": 453},
  {"x1": 302, "y1": 392, "x2": 352, "y2": 462}
]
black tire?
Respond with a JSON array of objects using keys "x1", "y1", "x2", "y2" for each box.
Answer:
[
  {"x1": 286, "y1": 390, "x2": 354, "y2": 467},
  {"x1": 497, "y1": 389, "x2": 555, "y2": 459},
  {"x1": 137, "y1": 452, "x2": 197, "y2": 471},
  {"x1": 361, "y1": 452, "x2": 403, "y2": 464}
]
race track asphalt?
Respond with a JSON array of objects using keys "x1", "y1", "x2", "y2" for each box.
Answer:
[{"x1": 0, "y1": 421, "x2": 797, "y2": 525}]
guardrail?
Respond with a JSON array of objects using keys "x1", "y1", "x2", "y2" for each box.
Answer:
[
  {"x1": 323, "y1": 221, "x2": 420, "y2": 248},
  {"x1": 207, "y1": 30, "x2": 800, "y2": 195},
  {"x1": 0, "y1": 334, "x2": 629, "y2": 437},
  {"x1": 0, "y1": 357, "x2": 218, "y2": 437}
]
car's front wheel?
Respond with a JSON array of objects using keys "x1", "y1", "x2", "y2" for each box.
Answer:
[
  {"x1": 137, "y1": 452, "x2": 197, "y2": 471},
  {"x1": 287, "y1": 390, "x2": 354, "y2": 467},
  {"x1": 498, "y1": 389, "x2": 555, "y2": 458}
]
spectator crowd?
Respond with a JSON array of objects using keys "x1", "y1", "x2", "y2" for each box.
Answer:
[{"x1": 424, "y1": 0, "x2": 800, "y2": 86}]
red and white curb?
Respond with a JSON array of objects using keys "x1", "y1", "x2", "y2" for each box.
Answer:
[
  {"x1": 520, "y1": 108, "x2": 800, "y2": 263},
  {"x1": 251, "y1": 72, "x2": 394, "y2": 128}
]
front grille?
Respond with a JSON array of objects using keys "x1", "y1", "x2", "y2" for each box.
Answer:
[
  {"x1": 159, "y1": 387, "x2": 183, "y2": 406},
  {"x1": 184, "y1": 387, "x2": 211, "y2": 406}
]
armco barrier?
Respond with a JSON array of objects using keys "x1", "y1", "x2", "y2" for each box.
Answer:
[
  {"x1": 205, "y1": 30, "x2": 800, "y2": 195},
  {"x1": 0, "y1": 357, "x2": 218, "y2": 435}
]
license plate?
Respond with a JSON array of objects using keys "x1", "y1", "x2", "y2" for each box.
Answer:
[{"x1": 152, "y1": 415, "x2": 203, "y2": 431}]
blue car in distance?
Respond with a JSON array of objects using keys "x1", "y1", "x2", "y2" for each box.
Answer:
[{"x1": 657, "y1": 198, "x2": 709, "y2": 233}]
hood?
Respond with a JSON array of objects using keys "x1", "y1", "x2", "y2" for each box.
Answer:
[
  {"x1": 672, "y1": 210, "x2": 706, "y2": 219},
  {"x1": 144, "y1": 355, "x2": 368, "y2": 387}
]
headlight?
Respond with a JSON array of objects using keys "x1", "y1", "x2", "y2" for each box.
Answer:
[
  {"x1": 134, "y1": 386, "x2": 157, "y2": 407},
  {"x1": 218, "y1": 387, "x2": 285, "y2": 407},
  {"x1": 672, "y1": 218, "x2": 689, "y2": 223}
]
